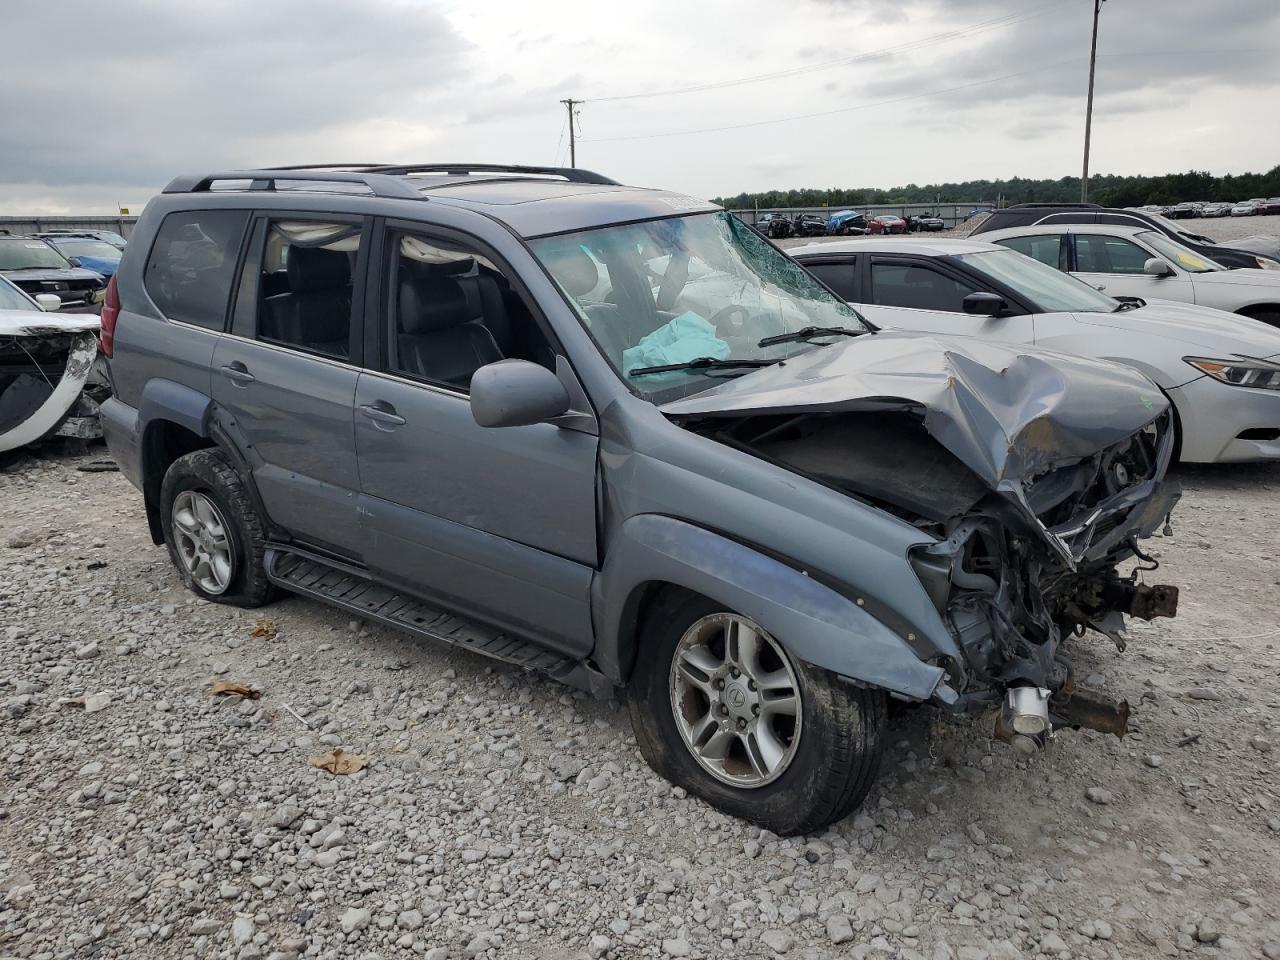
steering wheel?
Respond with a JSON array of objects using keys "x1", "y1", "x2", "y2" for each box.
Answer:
[{"x1": 707, "y1": 304, "x2": 751, "y2": 337}]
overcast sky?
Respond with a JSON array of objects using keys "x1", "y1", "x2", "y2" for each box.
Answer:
[{"x1": 3, "y1": 0, "x2": 1278, "y2": 214}]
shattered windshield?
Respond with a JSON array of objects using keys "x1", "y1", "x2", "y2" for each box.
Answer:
[
  {"x1": 531, "y1": 211, "x2": 869, "y2": 401},
  {"x1": 959, "y1": 249, "x2": 1119, "y2": 313}
]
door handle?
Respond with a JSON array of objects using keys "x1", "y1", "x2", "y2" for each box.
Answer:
[
  {"x1": 219, "y1": 362, "x2": 256, "y2": 384},
  {"x1": 359, "y1": 402, "x2": 407, "y2": 427}
]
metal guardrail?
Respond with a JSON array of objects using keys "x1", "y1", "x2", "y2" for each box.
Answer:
[{"x1": 0, "y1": 214, "x2": 139, "y2": 238}]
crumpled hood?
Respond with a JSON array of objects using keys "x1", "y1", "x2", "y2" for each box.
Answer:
[
  {"x1": 2, "y1": 266, "x2": 105, "y2": 284},
  {"x1": 661, "y1": 330, "x2": 1167, "y2": 490},
  {"x1": 1082, "y1": 299, "x2": 1280, "y2": 356},
  {"x1": 0, "y1": 309, "x2": 101, "y2": 337}
]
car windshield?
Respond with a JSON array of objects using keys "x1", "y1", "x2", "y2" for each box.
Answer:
[
  {"x1": 1138, "y1": 231, "x2": 1221, "y2": 273},
  {"x1": 0, "y1": 238, "x2": 72, "y2": 270},
  {"x1": 1146, "y1": 213, "x2": 1212, "y2": 244},
  {"x1": 958, "y1": 249, "x2": 1119, "y2": 313},
  {"x1": 531, "y1": 211, "x2": 870, "y2": 402},
  {"x1": 0, "y1": 278, "x2": 36, "y2": 311},
  {"x1": 50, "y1": 239, "x2": 121, "y2": 260}
]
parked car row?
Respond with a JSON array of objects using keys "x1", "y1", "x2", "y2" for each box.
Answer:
[
  {"x1": 753, "y1": 210, "x2": 950, "y2": 238},
  {"x1": 1136, "y1": 198, "x2": 1280, "y2": 218},
  {"x1": 0, "y1": 231, "x2": 126, "y2": 314}
]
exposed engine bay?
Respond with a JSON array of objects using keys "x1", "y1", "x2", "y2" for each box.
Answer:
[
  {"x1": 680, "y1": 407, "x2": 1181, "y2": 731},
  {"x1": 1, "y1": 319, "x2": 104, "y2": 453}
]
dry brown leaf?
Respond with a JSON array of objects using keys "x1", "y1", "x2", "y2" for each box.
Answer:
[
  {"x1": 249, "y1": 617, "x2": 277, "y2": 641},
  {"x1": 211, "y1": 681, "x2": 261, "y2": 700},
  {"x1": 309, "y1": 748, "x2": 368, "y2": 776}
]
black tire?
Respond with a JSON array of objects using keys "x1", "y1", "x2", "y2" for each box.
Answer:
[
  {"x1": 627, "y1": 591, "x2": 885, "y2": 836},
  {"x1": 159, "y1": 448, "x2": 275, "y2": 607}
]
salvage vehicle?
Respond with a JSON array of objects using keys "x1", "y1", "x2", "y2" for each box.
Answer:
[
  {"x1": 906, "y1": 212, "x2": 946, "y2": 232},
  {"x1": 970, "y1": 203, "x2": 1280, "y2": 271},
  {"x1": 793, "y1": 237, "x2": 1280, "y2": 463},
  {"x1": 979, "y1": 223, "x2": 1280, "y2": 328},
  {"x1": 868, "y1": 214, "x2": 907, "y2": 235},
  {"x1": 39, "y1": 235, "x2": 123, "y2": 279},
  {"x1": 827, "y1": 210, "x2": 869, "y2": 235},
  {"x1": 99, "y1": 164, "x2": 1179, "y2": 834},
  {"x1": 0, "y1": 235, "x2": 108, "y2": 312},
  {"x1": 1, "y1": 275, "x2": 104, "y2": 453},
  {"x1": 756, "y1": 213, "x2": 793, "y2": 239},
  {"x1": 791, "y1": 213, "x2": 829, "y2": 237}
]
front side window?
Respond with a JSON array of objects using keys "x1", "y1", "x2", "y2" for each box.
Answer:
[
  {"x1": 0, "y1": 238, "x2": 72, "y2": 270},
  {"x1": 386, "y1": 232, "x2": 550, "y2": 391},
  {"x1": 1138, "y1": 231, "x2": 1220, "y2": 273},
  {"x1": 801, "y1": 259, "x2": 858, "y2": 300},
  {"x1": 1073, "y1": 234, "x2": 1153, "y2": 274},
  {"x1": 530, "y1": 211, "x2": 867, "y2": 402},
  {"x1": 995, "y1": 234, "x2": 1063, "y2": 269},
  {"x1": 145, "y1": 210, "x2": 249, "y2": 330},
  {"x1": 255, "y1": 220, "x2": 360, "y2": 359},
  {"x1": 870, "y1": 261, "x2": 979, "y2": 312},
  {"x1": 959, "y1": 249, "x2": 1117, "y2": 314}
]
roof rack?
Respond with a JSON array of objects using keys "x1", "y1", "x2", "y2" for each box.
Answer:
[
  {"x1": 1007, "y1": 202, "x2": 1102, "y2": 209},
  {"x1": 360, "y1": 163, "x2": 619, "y2": 186},
  {"x1": 161, "y1": 169, "x2": 425, "y2": 200}
]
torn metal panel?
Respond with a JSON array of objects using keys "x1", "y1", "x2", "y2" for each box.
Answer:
[{"x1": 1, "y1": 311, "x2": 102, "y2": 453}]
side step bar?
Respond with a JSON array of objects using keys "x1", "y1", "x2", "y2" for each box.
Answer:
[{"x1": 264, "y1": 546, "x2": 572, "y2": 675}]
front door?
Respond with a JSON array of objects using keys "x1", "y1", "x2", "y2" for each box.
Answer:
[
  {"x1": 353, "y1": 224, "x2": 598, "y2": 656},
  {"x1": 1070, "y1": 232, "x2": 1195, "y2": 302},
  {"x1": 855, "y1": 255, "x2": 1036, "y2": 345},
  {"x1": 211, "y1": 215, "x2": 368, "y2": 556}
]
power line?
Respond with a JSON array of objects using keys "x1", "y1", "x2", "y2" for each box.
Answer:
[
  {"x1": 553, "y1": 112, "x2": 567, "y2": 166},
  {"x1": 581, "y1": 58, "x2": 1084, "y2": 143},
  {"x1": 585, "y1": 3, "x2": 1060, "y2": 103}
]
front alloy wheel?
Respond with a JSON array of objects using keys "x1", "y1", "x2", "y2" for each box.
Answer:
[
  {"x1": 669, "y1": 614, "x2": 801, "y2": 787},
  {"x1": 171, "y1": 490, "x2": 234, "y2": 595}
]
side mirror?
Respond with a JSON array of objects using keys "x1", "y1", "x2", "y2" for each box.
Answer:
[
  {"x1": 34, "y1": 294, "x2": 61, "y2": 312},
  {"x1": 1144, "y1": 257, "x2": 1174, "y2": 277},
  {"x1": 962, "y1": 291, "x2": 1008, "y2": 316},
  {"x1": 470, "y1": 359, "x2": 571, "y2": 429},
  {"x1": 67, "y1": 256, "x2": 83, "y2": 267}
]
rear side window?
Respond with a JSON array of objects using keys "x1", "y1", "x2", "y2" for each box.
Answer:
[
  {"x1": 254, "y1": 220, "x2": 361, "y2": 360},
  {"x1": 995, "y1": 234, "x2": 1063, "y2": 269},
  {"x1": 1074, "y1": 234, "x2": 1151, "y2": 274},
  {"x1": 144, "y1": 210, "x2": 249, "y2": 329},
  {"x1": 802, "y1": 260, "x2": 858, "y2": 300},
  {"x1": 870, "y1": 261, "x2": 978, "y2": 312}
]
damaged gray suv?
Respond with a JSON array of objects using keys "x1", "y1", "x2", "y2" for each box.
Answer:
[{"x1": 99, "y1": 164, "x2": 1180, "y2": 835}]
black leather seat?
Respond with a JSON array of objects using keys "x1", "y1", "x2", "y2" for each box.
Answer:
[
  {"x1": 260, "y1": 247, "x2": 351, "y2": 358},
  {"x1": 397, "y1": 265, "x2": 502, "y2": 388}
]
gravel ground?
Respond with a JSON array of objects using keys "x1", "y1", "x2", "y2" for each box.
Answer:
[{"x1": 2, "y1": 433, "x2": 1280, "y2": 960}]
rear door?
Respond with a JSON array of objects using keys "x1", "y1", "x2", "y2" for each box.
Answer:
[
  {"x1": 854, "y1": 255, "x2": 1036, "y2": 345},
  {"x1": 210, "y1": 214, "x2": 368, "y2": 556},
  {"x1": 352, "y1": 220, "x2": 598, "y2": 656}
]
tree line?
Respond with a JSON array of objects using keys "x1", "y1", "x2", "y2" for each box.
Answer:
[{"x1": 714, "y1": 166, "x2": 1280, "y2": 210}]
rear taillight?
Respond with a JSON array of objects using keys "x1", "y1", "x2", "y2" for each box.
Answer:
[{"x1": 100, "y1": 274, "x2": 120, "y2": 358}]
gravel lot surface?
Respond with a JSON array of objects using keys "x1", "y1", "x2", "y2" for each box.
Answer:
[{"x1": 3, "y1": 361, "x2": 1280, "y2": 957}]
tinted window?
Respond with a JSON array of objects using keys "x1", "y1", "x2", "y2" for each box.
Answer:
[
  {"x1": 144, "y1": 210, "x2": 249, "y2": 329},
  {"x1": 1097, "y1": 214, "x2": 1146, "y2": 227},
  {"x1": 1074, "y1": 235, "x2": 1151, "y2": 274},
  {"x1": 995, "y1": 234, "x2": 1063, "y2": 268},
  {"x1": 0, "y1": 237, "x2": 71, "y2": 270},
  {"x1": 802, "y1": 260, "x2": 858, "y2": 300},
  {"x1": 255, "y1": 220, "x2": 360, "y2": 359},
  {"x1": 870, "y1": 261, "x2": 978, "y2": 312}
]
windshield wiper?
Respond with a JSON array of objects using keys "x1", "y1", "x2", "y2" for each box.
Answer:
[
  {"x1": 627, "y1": 356, "x2": 776, "y2": 378},
  {"x1": 1111, "y1": 296, "x2": 1145, "y2": 312},
  {"x1": 757, "y1": 325, "x2": 865, "y2": 348}
]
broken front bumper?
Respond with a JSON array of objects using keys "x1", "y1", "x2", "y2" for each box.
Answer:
[{"x1": 0, "y1": 331, "x2": 100, "y2": 453}]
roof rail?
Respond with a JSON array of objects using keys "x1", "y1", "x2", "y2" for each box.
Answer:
[
  {"x1": 361, "y1": 163, "x2": 620, "y2": 186},
  {"x1": 1007, "y1": 202, "x2": 1102, "y2": 209},
  {"x1": 161, "y1": 170, "x2": 424, "y2": 200}
]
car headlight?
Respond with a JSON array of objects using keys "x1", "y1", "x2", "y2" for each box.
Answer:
[
  {"x1": 1185, "y1": 356, "x2": 1280, "y2": 390},
  {"x1": 1255, "y1": 257, "x2": 1280, "y2": 270}
]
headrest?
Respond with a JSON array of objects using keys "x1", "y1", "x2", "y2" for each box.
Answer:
[
  {"x1": 554, "y1": 247, "x2": 599, "y2": 298},
  {"x1": 287, "y1": 246, "x2": 350, "y2": 294},
  {"x1": 399, "y1": 266, "x2": 472, "y2": 334}
]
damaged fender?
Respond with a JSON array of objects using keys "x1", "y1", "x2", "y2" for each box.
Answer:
[
  {"x1": 1, "y1": 316, "x2": 100, "y2": 453},
  {"x1": 592, "y1": 513, "x2": 946, "y2": 701}
]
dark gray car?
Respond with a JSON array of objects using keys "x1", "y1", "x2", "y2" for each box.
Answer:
[{"x1": 98, "y1": 164, "x2": 1180, "y2": 834}]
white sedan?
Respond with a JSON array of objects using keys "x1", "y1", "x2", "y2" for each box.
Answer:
[
  {"x1": 976, "y1": 222, "x2": 1280, "y2": 328},
  {"x1": 789, "y1": 237, "x2": 1280, "y2": 463},
  {"x1": 1, "y1": 275, "x2": 102, "y2": 452}
]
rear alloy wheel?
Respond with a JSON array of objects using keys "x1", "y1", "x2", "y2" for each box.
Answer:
[{"x1": 628, "y1": 591, "x2": 885, "y2": 835}]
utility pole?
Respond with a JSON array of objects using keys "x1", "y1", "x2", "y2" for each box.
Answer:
[
  {"x1": 1081, "y1": 0, "x2": 1105, "y2": 203},
  {"x1": 560, "y1": 99, "x2": 580, "y2": 167}
]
